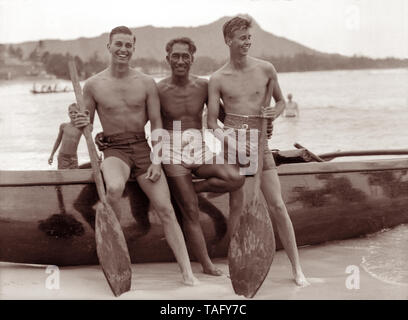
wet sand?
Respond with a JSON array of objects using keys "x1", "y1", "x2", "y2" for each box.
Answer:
[{"x1": 1, "y1": 235, "x2": 407, "y2": 300}]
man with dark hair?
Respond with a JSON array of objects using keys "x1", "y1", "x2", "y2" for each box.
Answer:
[
  {"x1": 74, "y1": 26, "x2": 199, "y2": 286},
  {"x1": 165, "y1": 37, "x2": 197, "y2": 55},
  {"x1": 156, "y1": 37, "x2": 245, "y2": 276},
  {"x1": 208, "y1": 15, "x2": 309, "y2": 286},
  {"x1": 109, "y1": 25, "x2": 136, "y2": 43}
]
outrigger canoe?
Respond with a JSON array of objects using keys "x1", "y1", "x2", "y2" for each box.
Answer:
[{"x1": 1, "y1": 150, "x2": 408, "y2": 266}]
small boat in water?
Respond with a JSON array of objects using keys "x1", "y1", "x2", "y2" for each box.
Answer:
[
  {"x1": 1, "y1": 149, "x2": 408, "y2": 266},
  {"x1": 30, "y1": 83, "x2": 72, "y2": 94}
]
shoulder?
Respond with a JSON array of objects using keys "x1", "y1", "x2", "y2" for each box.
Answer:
[
  {"x1": 135, "y1": 70, "x2": 157, "y2": 88},
  {"x1": 83, "y1": 69, "x2": 106, "y2": 92},
  {"x1": 251, "y1": 57, "x2": 277, "y2": 78},
  {"x1": 211, "y1": 63, "x2": 230, "y2": 79},
  {"x1": 191, "y1": 75, "x2": 208, "y2": 88},
  {"x1": 60, "y1": 122, "x2": 68, "y2": 130},
  {"x1": 157, "y1": 76, "x2": 171, "y2": 91},
  {"x1": 209, "y1": 66, "x2": 226, "y2": 86}
]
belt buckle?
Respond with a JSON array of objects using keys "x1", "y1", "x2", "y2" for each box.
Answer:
[{"x1": 241, "y1": 116, "x2": 249, "y2": 130}]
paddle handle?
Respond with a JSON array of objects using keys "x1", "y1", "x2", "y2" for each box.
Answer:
[
  {"x1": 68, "y1": 59, "x2": 108, "y2": 204},
  {"x1": 294, "y1": 142, "x2": 325, "y2": 162}
]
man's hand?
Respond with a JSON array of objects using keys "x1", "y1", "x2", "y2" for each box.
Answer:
[
  {"x1": 262, "y1": 106, "x2": 277, "y2": 120},
  {"x1": 145, "y1": 164, "x2": 161, "y2": 182},
  {"x1": 95, "y1": 131, "x2": 109, "y2": 151},
  {"x1": 48, "y1": 156, "x2": 53, "y2": 165},
  {"x1": 73, "y1": 110, "x2": 91, "y2": 129}
]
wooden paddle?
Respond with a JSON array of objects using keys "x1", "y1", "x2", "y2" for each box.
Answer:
[
  {"x1": 318, "y1": 149, "x2": 408, "y2": 161},
  {"x1": 68, "y1": 59, "x2": 131, "y2": 297},
  {"x1": 294, "y1": 142, "x2": 325, "y2": 162},
  {"x1": 228, "y1": 80, "x2": 276, "y2": 298}
]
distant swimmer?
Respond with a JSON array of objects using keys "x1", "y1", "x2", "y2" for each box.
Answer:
[
  {"x1": 284, "y1": 93, "x2": 299, "y2": 118},
  {"x1": 48, "y1": 103, "x2": 82, "y2": 169}
]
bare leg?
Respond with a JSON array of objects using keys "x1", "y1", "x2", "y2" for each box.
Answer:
[
  {"x1": 193, "y1": 164, "x2": 245, "y2": 240},
  {"x1": 100, "y1": 157, "x2": 131, "y2": 220},
  {"x1": 137, "y1": 171, "x2": 199, "y2": 286},
  {"x1": 167, "y1": 175, "x2": 222, "y2": 276},
  {"x1": 261, "y1": 169, "x2": 310, "y2": 287},
  {"x1": 227, "y1": 186, "x2": 245, "y2": 239},
  {"x1": 193, "y1": 164, "x2": 244, "y2": 193}
]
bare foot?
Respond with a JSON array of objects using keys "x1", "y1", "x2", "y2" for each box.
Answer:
[
  {"x1": 182, "y1": 274, "x2": 200, "y2": 286},
  {"x1": 294, "y1": 270, "x2": 310, "y2": 287},
  {"x1": 203, "y1": 266, "x2": 223, "y2": 276}
]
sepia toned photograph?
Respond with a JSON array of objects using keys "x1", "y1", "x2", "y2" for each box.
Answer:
[{"x1": 0, "y1": 0, "x2": 407, "y2": 303}]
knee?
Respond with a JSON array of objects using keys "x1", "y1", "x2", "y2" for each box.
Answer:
[
  {"x1": 180, "y1": 200, "x2": 200, "y2": 223},
  {"x1": 155, "y1": 203, "x2": 178, "y2": 224},
  {"x1": 224, "y1": 169, "x2": 245, "y2": 191},
  {"x1": 267, "y1": 199, "x2": 288, "y2": 219},
  {"x1": 106, "y1": 181, "x2": 125, "y2": 200}
]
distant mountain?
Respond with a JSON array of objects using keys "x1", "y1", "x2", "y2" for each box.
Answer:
[{"x1": 11, "y1": 16, "x2": 320, "y2": 63}]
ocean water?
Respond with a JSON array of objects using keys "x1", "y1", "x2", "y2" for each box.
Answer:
[{"x1": 0, "y1": 68, "x2": 407, "y2": 288}]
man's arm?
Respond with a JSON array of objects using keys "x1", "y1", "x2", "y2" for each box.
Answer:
[
  {"x1": 207, "y1": 75, "x2": 223, "y2": 131},
  {"x1": 48, "y1": 124, "x2": 64, "y2": 164},
  {"x1": 145, "y1": 78, "x2": 163, "y2": 182},
  {"x1": 267, "y1": 64, "x2": 285, "y2": 118},
  {"x1": 73, "y1": 80, "x2": 96, "y2": 130}
]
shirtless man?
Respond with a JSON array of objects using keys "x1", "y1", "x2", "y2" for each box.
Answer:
[
  {"x1": 284, "y1": 93, "x2": 299, "y2": 117},
  {"x1": 207, "y1": 16, "x2": 309, "y2": 286},
  {"x1": 48, "y1": 103, "x2": 82, "y2": 169},
  {"x1": 74, "y1": 26, "x2": 198, "y2": 286},
  {"x1": 156, "y1": 37, "x2": 244, "y2": 276}
]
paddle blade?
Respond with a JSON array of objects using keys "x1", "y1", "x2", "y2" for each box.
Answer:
[
  {"x1": 95, "y1": 202, "x2": 132, "y2": 297},
  {"x1": 228, "y1": 190, "x2": 275, "y2": 298}
]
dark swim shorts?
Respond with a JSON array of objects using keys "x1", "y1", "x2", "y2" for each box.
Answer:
[
  {"x1": 102, "y1": 132, "x2": 152, "y2": 178},
  {"x1": 58, "y1": 153, "x2": 78, "y2": 169}
]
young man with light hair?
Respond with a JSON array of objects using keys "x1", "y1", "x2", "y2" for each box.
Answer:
[{"x1": 207, "y1": 16, "x2": 309, "y2": 286}]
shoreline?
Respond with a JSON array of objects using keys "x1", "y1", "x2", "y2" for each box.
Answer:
[{"x1": 1, "y1": 233, "x2": 407, "y2": 300}]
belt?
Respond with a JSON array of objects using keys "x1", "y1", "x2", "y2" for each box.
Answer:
[
  {"x1": 224, "y1": 113, "x2": 263, "y2": 130},
  {"x1": 104, "y1": 132, "x2": 146, "y2": 144}
]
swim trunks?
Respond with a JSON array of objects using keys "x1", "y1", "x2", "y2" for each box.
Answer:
[
  {"x1": 160, "y1": 129, "x2": 216, "y2": 177},
  {"x1": 222, "y1": 113, "x2": 277, "y2": 175},
  {"x1": 102, "y1": 132, "x2": 152, "y2": 178},
  {"x1": 58, "y1": 153, "x2": 78, "y2": 169}
]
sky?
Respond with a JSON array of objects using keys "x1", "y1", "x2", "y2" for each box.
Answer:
[{"x1": 0, "y1": 0, "x2": 407, "y2": 58}]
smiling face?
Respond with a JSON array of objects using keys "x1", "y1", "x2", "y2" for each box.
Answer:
[
  {"x1": 227, "y1": 27, "x2": 252, "y2": 56},
  {"x1": 107, "y1": 33, "x2": 135, "y2": 65},
  {"x1": 167, "y1": 43, "x2": 193, "y2": 77}
]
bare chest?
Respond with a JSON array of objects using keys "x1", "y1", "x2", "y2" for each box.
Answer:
[
  {"x1": 160, "y1": 86, "x2": 206, "y2": 118},
  {"x1": 63, "y1": 124, "x2": 81, "y2": 140},
  {"x1": 93, "y1": 79, "x2": 147, "y2": 113},
  {"x1": 220, "y1": 71, "x2": 269, "y2": 104}
]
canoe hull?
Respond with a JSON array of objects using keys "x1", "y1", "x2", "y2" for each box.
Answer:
[{"x1": 1, "y1": 158, "x2": 408, "y2": 266}]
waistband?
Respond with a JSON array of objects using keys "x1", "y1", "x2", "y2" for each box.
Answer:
[
  {"x1": 162, "y1": 119, "x2": 202, "y2": 131},
  {"x1": 58, "y1": 153, "x2": 78, "y2": 158},
  {"x1": 224, "y1": 113, "x2": 263, "y2": 130},
  {"x1": 104, "y1": 132, "x2": 146, "y2": 144}
]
